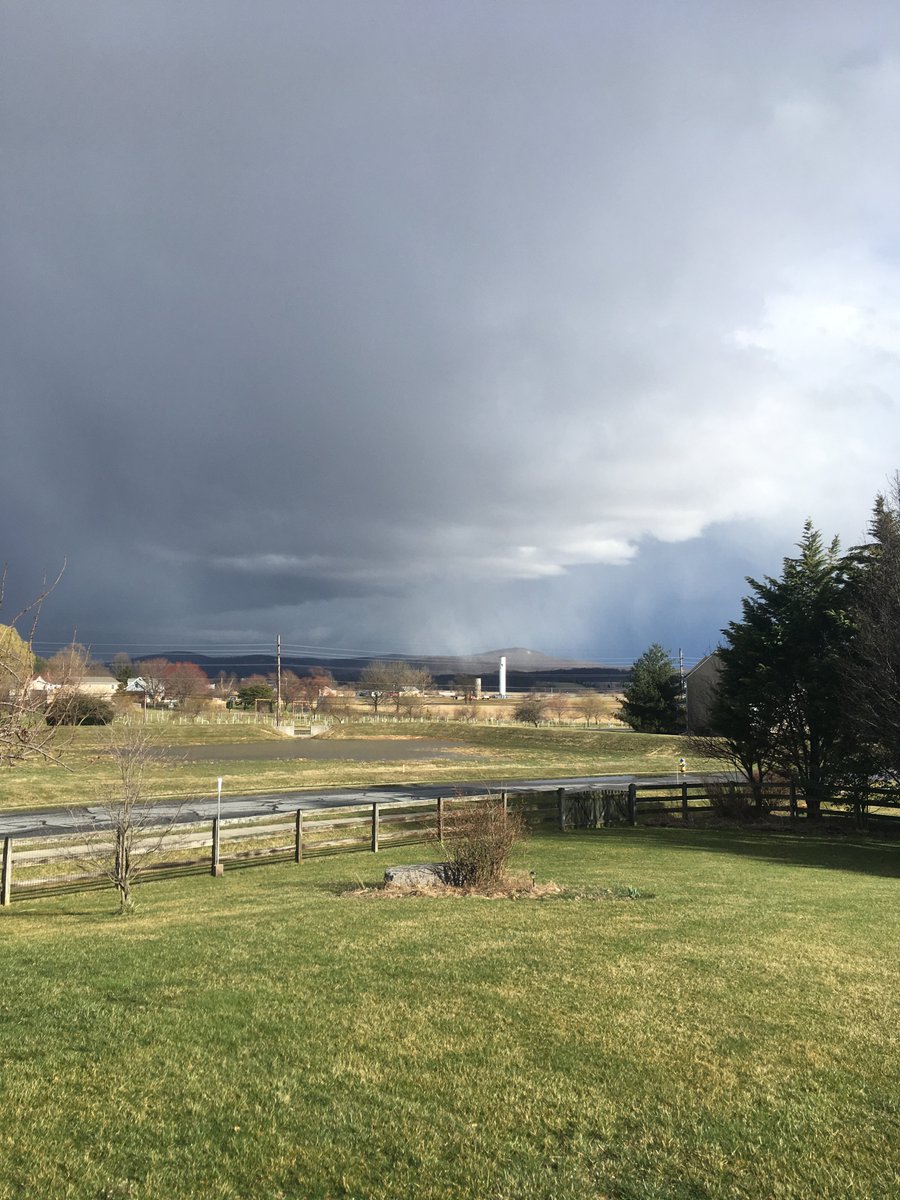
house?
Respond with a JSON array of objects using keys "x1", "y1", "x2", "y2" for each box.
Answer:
[
  {"x1": 30, "y1": 673, "x2": 119, "y2": 704},
  {"x1": 73, "y1": 675, "x2": 118, "y2": 701},
  {"x1": 685, "y1": 653, "x2": 722, "y2": 734}
]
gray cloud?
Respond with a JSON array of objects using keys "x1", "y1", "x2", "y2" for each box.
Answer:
[{"x1": 3, "y1": 1, "x2": 900, "y2": 660}]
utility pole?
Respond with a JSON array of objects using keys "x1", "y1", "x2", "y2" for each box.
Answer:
[{"x1": 276, "y1": 633, "x2": 282, "y2": 718}]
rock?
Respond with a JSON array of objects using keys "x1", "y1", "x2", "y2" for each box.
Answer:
[{"x1": 383, "y1": 862, "x2": 455, "y2": 888}]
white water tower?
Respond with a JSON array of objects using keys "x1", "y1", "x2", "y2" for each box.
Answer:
[{"x1": 499, "y1": 655, "x2": 507, "y2": 698}]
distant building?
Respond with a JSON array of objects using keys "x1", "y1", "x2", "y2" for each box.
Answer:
[
  {"x1": 74, "y1": 676, "x2": 118, "y2": 700},
  {"x1": 31, "y1": 674, "x2": 118, "y2": 701},
  {"x1": 685, "y1": 653, "x2": 722, "y2": 734}
]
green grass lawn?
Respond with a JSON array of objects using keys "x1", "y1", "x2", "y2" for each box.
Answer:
[
  {"x1": 0, "y1": 721, "x2": 712, "y2": 812},
  {"x1": 2, "y1": 829, "x2": 898, "y2": 1198}
]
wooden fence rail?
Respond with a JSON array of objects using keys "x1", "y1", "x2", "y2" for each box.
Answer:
[{"x1": 2, "y1": 781, "x2": 898, "y2": 905}]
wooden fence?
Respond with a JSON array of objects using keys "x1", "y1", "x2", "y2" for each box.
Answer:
[{"x1": 1, "y1": 781, "x2": 897, "y2": 904}]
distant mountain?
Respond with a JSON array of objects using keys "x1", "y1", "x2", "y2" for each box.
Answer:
[
  {"x1": 390, "y1": 647, "x2": 602, "y2": 674},
  {"x1": 114, "y1": 646, "x2": 628, "y2": 691}
]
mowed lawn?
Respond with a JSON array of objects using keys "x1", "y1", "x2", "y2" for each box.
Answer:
[
  {"x1": 0, "y1": 721, "x2": 714, "y2": 812},
  {"x1": 2, "y1": 829, "x2": 899, "y2": 1199}
]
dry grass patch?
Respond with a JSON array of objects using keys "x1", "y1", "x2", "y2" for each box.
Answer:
[
  {"x1": 344, "y1": 873, "x2": 655, "y2": 902},
  {"x1": 345, "y1": 873, "x2": 554, "y2": 900}
]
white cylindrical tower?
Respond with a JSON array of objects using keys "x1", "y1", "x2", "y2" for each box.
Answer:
[{"x1": 499, "y1": 656, "x2": 507, "y2": 698}]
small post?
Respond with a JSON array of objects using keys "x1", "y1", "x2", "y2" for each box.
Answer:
[
  {"x1": 627, "y1": 783, "x2": 637, "y2": 826},
  {"x1": 681, "y1": 781, "x2": 689, "y2": 822},
  {"x1": 789, "y1": 780, "x2": 798, "y2": 820},
  {"x1": 371, "y1": 802, "x2": 380, "y2": 853},
  {"x1": 501, "y1": 789, "x2": 508, "y2": 815},
  {"x1": 436, "y1": 796, "x2": 444, "y2": 841},
  {"x1": 211, "y1": 818, "x2": 224, "y2": 877},
  {"x1": 1, "y1": 838, "x2": 11, "y2": 907},
  {"x1": 294, "y1": 809, "x2": 303, "y2": 863},
  {"x1": 557, "y1": 787, "x2": 566, "y2": 832}
]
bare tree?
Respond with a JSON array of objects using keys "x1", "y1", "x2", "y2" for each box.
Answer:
[
  {"x1": 213, "y1": 671, "x2": 238, "y2": 701},
  {"x1": 274, "y1": 669, "x2": 334, "y2": 712},
  {"x1": 359, "y1": 661, "x2": 432, "y2": 715},
  {"x1": 0, "y1": 564, "x2": 71, "y2": 768},
  {"x1": 316, "y1": 693, "x2": 353, "y2": 723},
  {"x1": 359, "y1": 662, "x2": 390, "y2": 713},
  {"x1": 67, "y1": 723, "x2": 185, "y2": 913},
  {"x1": 134, "y1": 658, "x2": 170, "y2": 706},
  {"x1": 514, "y1": 694, "x2": 548, "y2": 726},
  {"x1": 545, "y1": 692, "x2": 570, "y2": 725},
  {"x1": 44, "y1": 642, "x2": 93, "y2": 685},
  {"x1": 578, "y1": 691, "x2": 604, "y2": 726},
  {"x1": 162, "y1": 661, "x2": 209, "y2": 706},
  {"x1": 453, "y1": 675, "x2": 478, "y2": 703},
  {"x1": 396, "y1": 690, "x2": 426, "y2": 719},
  {"x1": 455, "y1": 702, "x2": 479, "y2": 723}
]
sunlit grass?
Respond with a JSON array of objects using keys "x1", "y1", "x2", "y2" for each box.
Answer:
[
  {"x1": 2, "y1": 830, "x2": 899, "y2": 1198},
  {"x1": 0, "y1": 722, "x2": 714, "y2": 812}
]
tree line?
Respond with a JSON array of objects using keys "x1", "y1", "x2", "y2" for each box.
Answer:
[{"x1": 619, "y1": 479, "x2": 900, "y2": 815}]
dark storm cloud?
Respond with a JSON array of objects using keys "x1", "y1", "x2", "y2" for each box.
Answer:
[{"x1": 3, "y1": 1, "x2": 900, "y2": 657}]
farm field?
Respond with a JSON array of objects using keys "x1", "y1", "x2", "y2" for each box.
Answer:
[
  {"x1": 1, "y1": 829, "x2": 898, "y2": 1198},
  {"x1": 0, "y1": 720, "x2": 717, "y2": 812}
]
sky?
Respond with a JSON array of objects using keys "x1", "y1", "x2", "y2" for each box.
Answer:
[{"x1": 3, "y1": 1, "x2": 900, "y2": 666}]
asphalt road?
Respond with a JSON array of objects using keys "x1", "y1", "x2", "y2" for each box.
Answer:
[{"x1": 0, "y1": 773, "x2": 704, "y2": 839}]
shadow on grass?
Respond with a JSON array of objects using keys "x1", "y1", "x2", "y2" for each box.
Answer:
[{"x1": 624, "y1": 824, "x2": 900, "y2": 880}]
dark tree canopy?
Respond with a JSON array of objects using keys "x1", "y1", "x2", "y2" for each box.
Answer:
[
  {"x1": 843, "y1": 481, "x2": 900, "y2": 790},
  {"x1": 702, "y1": 522, "x2": 856, "y2": 816},
  {"x1": 238, "y1": 677, "x2": 275, "y2": 707},
  {"x1": 618, "y1": 644, "x2": 680, "y2": 733},
  {"x1": 46, "y1": 693, "x2": 114, "y2": 726},
  {"x1": 514, "y1": 694, "x2": 547, "y2": 725}
]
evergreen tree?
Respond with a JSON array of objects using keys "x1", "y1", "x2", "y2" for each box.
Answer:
[
  {"x1": 618, "y1": 644, "x2": 680, "y2": 733},
  {"x1": 843, "y1": 481, "x2": 900, "y2": 791},
  {"x1": 712, "y1": 522, "x2": 855, "y2": 817}
]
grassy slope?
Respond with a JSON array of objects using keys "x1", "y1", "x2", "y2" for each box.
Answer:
[
  {"x1": 2, "y1": 830, "x2": 899, "y2": 1199},
  {"x1": 0, "y1": 722, "x2": 713, "y2": 812}
]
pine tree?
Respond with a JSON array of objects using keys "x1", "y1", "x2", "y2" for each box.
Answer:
[
  {"x1": 712, "y1": 522, "x2": 855, "y2": 817},
  {"x1": 618, "y1": 644, "x2": 680, "y2": 733},
  {"x1": 843, "y1": 481, "x2": 900, "y2": 790}
]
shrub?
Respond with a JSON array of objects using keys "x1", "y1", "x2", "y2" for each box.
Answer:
[
  {"x1": 704, "y1": 779, "x2": 754, "y2": 820},
  {"x1": 440, "y1": 797, "x2": 526, "y2": 887},
  {"x1": 514, "y1": 695, "x2": 547, "y2": 725},
  {"x1": 46, "y1": 692, "x2": 115, "y2": 726}
]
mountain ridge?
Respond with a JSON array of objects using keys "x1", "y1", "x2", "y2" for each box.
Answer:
[{"x1": 111, "y1": 647, "x2": 628, "y2": 689}]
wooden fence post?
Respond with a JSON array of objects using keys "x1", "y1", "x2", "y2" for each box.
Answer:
[
  {"x1": 371, "y1": 803, "x2": 380, "y2": 853},
  {"x1": 1, "y1": 838, "x2": 11, "y2": 907},
  {"x1": 627, "y1": 783, "x2": 637, "y2": 826},
  {"x1": 681, "y1": 781, "x2": 689, "y2": 822},
  {"x1": 294, "y1": 809, "x2": 303, "y2": 864},
  {"x1": 436, "y1": 796, "x2": 444, "y2": 841},
  {"x1": 501, "y1": 789, "x2": 508, "y2": 815},
  {"x1": 557, "y1": 787, "x2": 566, "y2": 832},
  {"x1": 211, "y1": 818, "x2": 223, "y2": 877}
]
